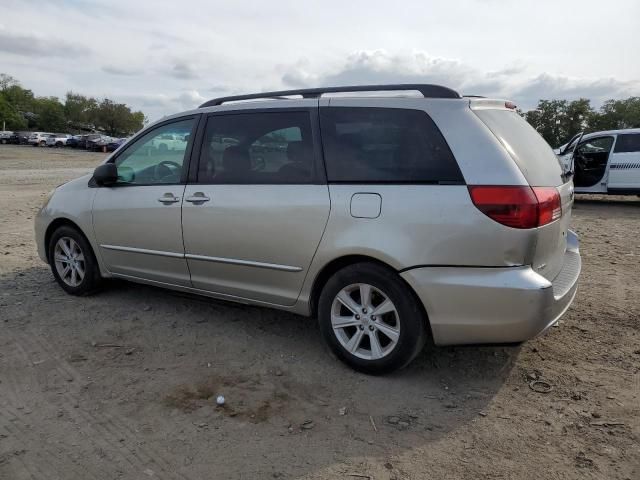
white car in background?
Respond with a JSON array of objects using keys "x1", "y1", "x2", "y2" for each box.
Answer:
[
  {"x1": 557, "y1": 128, "x2": 640, "y2": 195},
  {"x1": 28, "y1": 132, "x2": 55, "y2": 146},
  {"x1": 46, "y1": 134, "x2": 73, "y2": 147},
  {"x1": 0, "y1": 131, "x2": 13, "y2": 144}
]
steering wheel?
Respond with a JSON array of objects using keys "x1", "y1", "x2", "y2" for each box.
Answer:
[{"x1": 154, "y1": 160, "x2": 181, "y2": 181}]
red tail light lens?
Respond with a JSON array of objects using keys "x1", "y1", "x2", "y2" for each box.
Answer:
[
  {"x1": 531, "y1": 187, "x2": 562, "y2": 225},
  {"x1": 468, "y1": 186, "x2": 561, "y2": 229}
]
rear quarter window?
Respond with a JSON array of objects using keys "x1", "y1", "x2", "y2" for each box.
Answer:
[
  {"x1": 474, "y1": 109, "x2": 564, "y2": 187},
  {"x1": 613, "y1": 133, "x2": 640, "y2": 153},
  {"x1": 320, "y1": 107, "x2": 463, "y2": 184}
]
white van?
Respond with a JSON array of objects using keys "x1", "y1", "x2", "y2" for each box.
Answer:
[{"x1": 556, "y1": 129, "x2": 640, "y2": 195}]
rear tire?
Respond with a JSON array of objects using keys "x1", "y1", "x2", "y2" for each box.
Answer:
[
  {"x1": 48, "y1": 226, "x2": 102, "y2": 295},
  {"x1": 318, "y1": 262, "x2": 428, "y2": 374}
]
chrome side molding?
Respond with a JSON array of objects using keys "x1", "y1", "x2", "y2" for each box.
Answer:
[{"x1": 100, "y1": 244, "x2": 302, "y2": 272}]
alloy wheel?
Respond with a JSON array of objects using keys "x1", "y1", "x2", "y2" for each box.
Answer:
[
  {"x1": 330, "y1": 283, "x2": 400, "y2": 360},
  {"x1": 53, "y1": 237, "x2": 86, "y2": 287}
]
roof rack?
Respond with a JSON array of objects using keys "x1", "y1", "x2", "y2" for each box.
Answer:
[{"x1": 199, "y1": 84, "x2": 461, "y2": 107}]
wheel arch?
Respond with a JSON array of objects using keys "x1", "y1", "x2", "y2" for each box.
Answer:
[
  {"x1": 44, "y1": 218, "x2": 94, "y2": 263},
  {"x1": 308, "y1": 255, "x2": 431, "y2": 333}
]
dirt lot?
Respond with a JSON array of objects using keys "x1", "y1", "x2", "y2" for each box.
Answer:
[{"x1": 0, "y1": 144, "x2": 638, "y2": 480}]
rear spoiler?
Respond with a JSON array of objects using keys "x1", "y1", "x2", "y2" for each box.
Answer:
[{"x1": 468, "y1": 98, "x2": 518, "y2": 111}]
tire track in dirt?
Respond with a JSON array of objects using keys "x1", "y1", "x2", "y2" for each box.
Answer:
[
  {"x1": 0, "y1": 416, "x2": 60, "y2": 480},
  {"x1": 7, "y1": 329, "x2": 166, "y2": 479},
  {"x1": 0, "y1": 406, "x2": 104, "y2": 480},
  {"x1": 0, "y1": 331, "x2": 110, "y2": 480},
  {"x1": 8, "y1": 328, "x2": 190, "y2": 480}
]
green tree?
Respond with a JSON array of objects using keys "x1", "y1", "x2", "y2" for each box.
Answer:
[
  {"x1": 64, "y1": 92, "x2": 98, "y2": 127},
  {"x1": 0, "y1": 96, "x2": 27, "y2": 130},
  {"x1": 33, "y1": 97, "x2": 66, "y2": 132},
  {"x1": 0, "y1": 73, "x2": 19, "y2": 92},
  {"x1": 525, "y1": 98, "x2": 595, "y2": 147},
  {"x1": 95, "y1": 98, "x2": 145, "y2": 136},
  {"x1": 590, "y1": 97, "x2": 640, "y2": 130}
]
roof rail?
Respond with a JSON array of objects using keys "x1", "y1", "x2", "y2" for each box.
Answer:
[{"x1": 199, "y1": 84, "x2": 461, "y2": 107}]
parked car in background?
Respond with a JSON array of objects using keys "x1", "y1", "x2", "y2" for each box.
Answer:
[
  {"x1": 151, "y1": 132, "x2": 188, "y2": 152},
  {"x1": 0, "y1": 131, "x2": 13, "y2": 144},
  {"x1": 87, "y1": 135, "x2": 113, "y2": 152},
  {"x1": 28, "y1": 132, "x2": 55, "y2": 146},
  {"x1": 77, "y1": 134, "x2": 102, "y2": 150},
  {"x1": 46, "y1": 134, "x2": 72, "y2": 147},
  {"x1": 35, "y1": 84, "x2": 581, "y2": 374},
  {"x1": 556, "y1": 128, "x2": 640, "y2": 195},
  {"x1": 9, "y1": 131, "x2": 32, "y2": 145},
  {"x1": 106, "y1": 137, "x2": 128, "y2": 152},
  {"x1": 65, "y1": 135, "x2": 82, "y2": 148}
]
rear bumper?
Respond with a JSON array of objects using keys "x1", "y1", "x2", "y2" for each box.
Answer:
[{"x1": 401, "y1": 230, "x2": 581, "y2": 345}]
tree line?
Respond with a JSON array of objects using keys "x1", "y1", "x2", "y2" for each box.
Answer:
[
  {"x1": 2, "y1": 72, "x2": 639, "y2": 146},
  {"x1": 522, "y1": 97, "x2": 640, "y2": 148},
  {"x1": 0, "y1": 73, "x2": 146, "y2": 136}
]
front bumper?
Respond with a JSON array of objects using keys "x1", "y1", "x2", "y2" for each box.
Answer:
[{"x1": 401, "y1": 230, "x2": 581, "y2": 345}]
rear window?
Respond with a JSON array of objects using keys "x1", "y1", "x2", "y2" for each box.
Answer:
[
  {"x1": 320, "y1": 107, "x2": 463, "y2": 183},
  {"x1": 613, "y1": 133, "x2": 640, "y2": 153},
  {"x1": 474, "y1": 109, "x2": 564, "y2": 186}
]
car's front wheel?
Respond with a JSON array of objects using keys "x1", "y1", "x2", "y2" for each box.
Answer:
[
  {"x1": 48, "y1": 226, "x2": 102, "y2": 295},
  {"x1": 318, "y1": 262, "x2": 428, "y2": 374}
]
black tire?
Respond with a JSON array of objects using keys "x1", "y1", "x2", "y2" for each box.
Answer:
[
  {"x1": 318, "y1": 262, "x2": 428, "y2": 374},
  {"x1": 48, "y1": 225, "x2": 102, "y2": 295}
]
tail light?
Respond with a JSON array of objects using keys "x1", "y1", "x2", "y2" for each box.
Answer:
[{"x1": 468, "y1": 186, "x2": 561, "y2": 229}]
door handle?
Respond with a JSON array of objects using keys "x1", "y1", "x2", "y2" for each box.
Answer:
[
  {"x1": 185, "y1": 192, "x2": 210, "y2": 204},
  {"x1": 158, "y1": 193, "x2": 180, "y2": 204}
]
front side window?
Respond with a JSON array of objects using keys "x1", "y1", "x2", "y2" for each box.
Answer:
[
  {"x1": 114, "y1": 118, "x2": 195, "y2": 185},
  {"x1": 198, "y1": 111, "x2": 315, "y2": 184},
  {"x1": 320, "y1": 107, "x2": 463, "y2": 183},
  {"x1": 613, "y1": 133, "x2": 640, "y2": 153},
  {"x1": 577, "y1": 137, "x2": 614, "y2": 155}
]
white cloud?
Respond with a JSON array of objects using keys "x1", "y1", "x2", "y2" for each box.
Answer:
[
  {"x1": 280, "y1": 50, "x2": 640, "y2": 110},
  {"x1": 0, "y1": 0, "x2": 637, "y2": 120},
  {"x1": 0, "y1": 29, "x2": 90, "y2": 57}
]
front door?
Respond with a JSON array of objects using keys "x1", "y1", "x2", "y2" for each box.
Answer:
[
  {"x1": 182, "y1": 107, "x2": 330, "y2": 305},
  {"x1": 608, "y1": 133, "x2": 640, "y2": 192},
  {"x1": 92, "y1": 116, "x2": 198, "y2": 286},
  {"x1": 573, "y1": 136, "x2": 614, "y2": 192}
]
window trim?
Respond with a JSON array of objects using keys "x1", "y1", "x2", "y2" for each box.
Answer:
[
  {"x1": 191, "y1": 108, "x2": 326, "y2": 185},
  {"x1": 92, "y1": 114, "x2": 202, "y2": 188},
  {"x1": 318, "y1": 106, "x2": 465, "y2": 185}
]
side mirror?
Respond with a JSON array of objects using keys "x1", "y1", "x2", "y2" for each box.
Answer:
[{"x1": 93, "y1": 163, "x2": 118, "y2": 186}]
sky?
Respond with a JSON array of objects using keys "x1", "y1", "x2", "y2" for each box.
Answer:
[{"x1": 0, "y1": 0, "x2": 637, "y2": 122}]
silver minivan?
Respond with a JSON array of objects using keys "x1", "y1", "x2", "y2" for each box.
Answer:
[{"x1": 35, "y1": 84, "x2": 581, "y2": 373}]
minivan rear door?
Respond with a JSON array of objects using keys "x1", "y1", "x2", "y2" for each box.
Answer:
[
  {"x1": 473, "y1": 105, "x2": 572, "y2": 281},
  {"x1": 181, "y1": 104, "x2": 330, "y2": 306}
]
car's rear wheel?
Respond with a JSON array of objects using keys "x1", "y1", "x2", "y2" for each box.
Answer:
[
  {"x1": 48, "y1": 226, "x2": 102, "y2": 295},
  {"x1": 318, "y1": 262, "x2": 428, "y2": 374}
]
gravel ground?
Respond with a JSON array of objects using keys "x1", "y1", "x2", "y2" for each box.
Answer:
[{"x1": 0, "y1": 145, "x2": 638, "y2": 480}]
